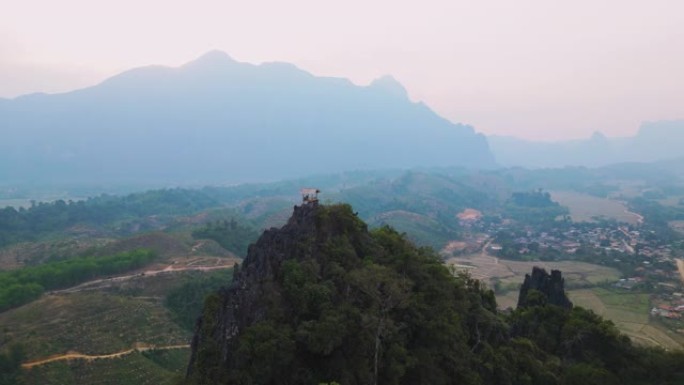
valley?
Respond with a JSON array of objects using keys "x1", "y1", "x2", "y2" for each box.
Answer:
[
  {"x1": 2, "y1": 162, "x2": 684, "y2": 383},
  {"x1": 3, "y1": 5, "x2": 683, "y2": 382}
]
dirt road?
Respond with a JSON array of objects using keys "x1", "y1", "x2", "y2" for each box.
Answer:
[
  {"x1": 22, "y1": 344, "x2": 190, "y2": 369},
  {"x1": 53, "y1": 260, "x2": 236, "y2": 294}
]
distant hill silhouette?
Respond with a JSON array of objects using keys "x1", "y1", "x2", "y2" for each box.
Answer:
[
  {"x1": 0, "y1": 51, "x2": 495, "y2": 186},
  {"x1": 489, "y1": 120, "x2": 684, "y2": 168}
]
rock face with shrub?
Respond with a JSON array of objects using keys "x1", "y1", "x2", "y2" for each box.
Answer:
[{"x1": 517, "y1": 267, "x2": 573, "y2": 309}]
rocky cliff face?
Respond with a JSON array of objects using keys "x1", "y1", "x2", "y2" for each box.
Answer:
[
  {"x1": 517, "y1": 266, "x2": 573, "y2": 309},
  {"x1": 187, "y1": 203, "x2": 310, "y2": 376},
  {"x1": 185, "y1": 202, "x2": 376, "y2": 381}
]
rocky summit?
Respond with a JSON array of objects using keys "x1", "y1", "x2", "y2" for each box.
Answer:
[{"x1": 517, "y1": 267, "x2": 573, "y2": 309}]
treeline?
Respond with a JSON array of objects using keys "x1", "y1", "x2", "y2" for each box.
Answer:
[
  {"x1": 192, "y1": 219, "x2": 259, "y2": 256},
  {"x1": 0, "y1": 249, "x2": 156, "y2": 312},
  {"x1": 0, "y1": 344, "x2": 23, "y2": 385},
  {"x1": 628, "y1": 197, "x2": 684, "y2": 243},
  {"x1": 0, "y1": 189, "x2": 221, "y2": 247},
  {"x1": 629, "y1": 197, "x2": 684, "y2": 225},
  {"x1": 504, "y1": 190, "x2": 569, "y2": 226}
]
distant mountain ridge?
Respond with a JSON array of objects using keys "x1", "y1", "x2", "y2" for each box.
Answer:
[
  {"x1": 489, "y1": 120, "x2": 684, "y2": 168},
  {"x1": 0, "y1": 51, "x2": 495, "y2": 186}
]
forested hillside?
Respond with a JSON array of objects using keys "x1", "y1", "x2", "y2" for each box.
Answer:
[{"x1": 186, "y1": 203, "x2": 684, "y2": 385}]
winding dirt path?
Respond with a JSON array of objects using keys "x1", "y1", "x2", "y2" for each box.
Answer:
[
  {"x1": 624, "y1": 208, "x2": 644, "y2": 225},
  {"x1": 22, "y1": 344, "x2": 190, "y2": 369},
  {"x1": 52, "y1": 260, "x2": 236, "y2": 294}
]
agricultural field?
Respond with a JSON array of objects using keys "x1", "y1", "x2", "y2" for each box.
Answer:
[
  {"x1": 447, "y1": 254, "x2": 621, "y2": 307},
  {"x1": 658, "y1": 196, "x2": 684, "y2": 208},
  {"x1": 569, "y1": 288, "x2": 683, "y2": 350},
  {"x1": 56, "y1": 256, "x2": 237, "y2": 295},
  {"x1": 0, "y1": 292, "x2": 190, "y2": 360},
  {"x1": 550, "y1": 190, "x2": 642, "y2": 225},
  {"x1": 480, "y1": 274, "x2": 683, "y2": 350},
  {"x1": 0, "y1": 265, "x2": 235, "y2": 384},
  {"x1": 447, "y1": 251, "x2": 684, "y2": 350}
]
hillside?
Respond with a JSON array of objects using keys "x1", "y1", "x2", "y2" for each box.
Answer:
[
  {"x1": 0, "y1": 51, "x2": 495, "y2": 186},
  {"x1": 186, "y1": 202, "x2": 684, "y2": 385}
]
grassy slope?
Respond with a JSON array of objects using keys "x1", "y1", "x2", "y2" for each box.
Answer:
[
  {"x1": 0, "y1": 292, "x2": 190, "y2": 360},
  {"x1": 21, "y1": 349, "x2": 189, "y2": 385},
  {"x1": 0, "y1": 266, "x2": 238, "y2": 384}
]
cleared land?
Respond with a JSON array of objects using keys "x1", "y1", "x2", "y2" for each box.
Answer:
[
  {"x1": 0, "y1": 266, "x2": 226, "y2": 384},
  {"x1": 54, "y1": 256, "x2": 237, "y2": 294},
  {"x1": 446, "y1": 253, "x2": 683, "y2": 349},
  {"x1": 446, "y1": 254, "x2": 620, "y2": 297},
  {"x1": 0, "y1": 292, "x2": 190, "y2": 360},
  {"x1": 550, "y1": 190, "x2": 642, "y2": 225}
]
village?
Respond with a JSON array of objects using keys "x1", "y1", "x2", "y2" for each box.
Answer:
[{"x1": 451, "y1": 208, "x2": 684, "y2": 326}]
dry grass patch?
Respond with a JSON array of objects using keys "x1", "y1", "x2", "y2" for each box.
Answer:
[{"x1": 550, "y1": 190, "x2": 641, "y2": 225}]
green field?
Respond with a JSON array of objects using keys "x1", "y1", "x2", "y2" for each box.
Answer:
[
  {"x1": 568, "y1": 288, "x2": 682, "y2": 350},
  {"x1": 448, "y1": 254, "x2": 621, "y2": 297},
  {"x1": 478, "y1": 260, "x2": 683, "y2": 350}
]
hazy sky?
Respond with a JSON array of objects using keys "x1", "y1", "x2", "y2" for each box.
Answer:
[{"x1": 2, "y1": 0, "x2": 682, "y2": 141}]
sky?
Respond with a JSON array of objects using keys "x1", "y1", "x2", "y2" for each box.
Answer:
[{"x1": 1, "y1": 0, "x2": 683, "y2": 141}]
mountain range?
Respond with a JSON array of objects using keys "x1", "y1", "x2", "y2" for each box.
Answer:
[
  {"x1": 489, "y1": 120, "x2": 684, "y2": 168},
  {"x1": 0, "y1": 51, "x2": 494, "y2": 186}
]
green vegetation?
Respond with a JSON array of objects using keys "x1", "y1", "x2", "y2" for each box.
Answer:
[
  {"x1": 0, "y1": 270, "x2": 199, "y2": 385},
  {"x1": 188, "y1": 204, "x2": 684, "y2": 385},
  {"x1": 504, "y1": 190, "x2": 569, "y2": 226},
  {"x1": 4, "y1": 163, "x2": 684, "y2": 384},
  {"x1": 568, "y1": 288, "x2": 682, "y2": 350},
  {"x1": 165, "y1": 269, "x2": 234, "y2": 330},
  {"x1": 629, "y1": 197, "x2": 684, "y2": 239},
  {"x1": 509, "y1": 304, "x2": 684, "y2": 384},
  {"x1": 0, "y1": 189, "x2": 221, "y2": 247},
  {"x1": 0, "y1": 292, "x2": 190, "y2": 361},
  {"x1": 192, "y1": 219, "x2": 258, "y2": 256},
  {"x1": 0, "y1": 249, "x2": 156, "y2": 311},
  {"x1": 331, "y1": 171, "x2": 495, "y2": 247},
  {"x1": 0, "y1": 344, "x2": 24, "y2": 385},
  {"x1": 20, "y1": 350, "x2": 188, "y2": 385}
]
